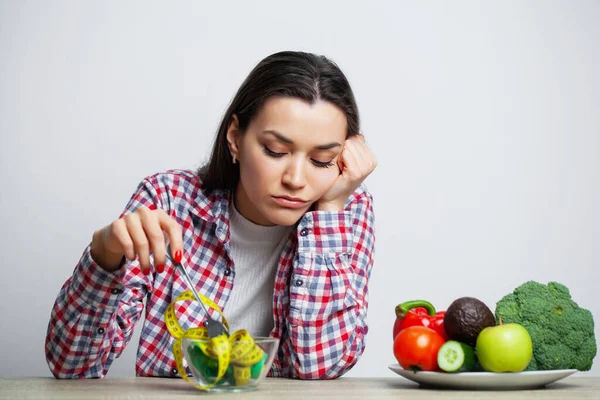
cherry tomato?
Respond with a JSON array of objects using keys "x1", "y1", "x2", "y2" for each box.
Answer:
[{"x1": 393, "y1": 326, "x2": 445, "y2": 371}]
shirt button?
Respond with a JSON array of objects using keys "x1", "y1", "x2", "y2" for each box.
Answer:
[
  {"x1": 300, "y1": 228, "x2": 309, "y2": 236},
  {"x1": 295, "y1": 279, "x2": 304, "y2": 287},
  {"x1": 224, "y1": 268, "x2": 232, "y2": 276},
  {"x1": 96, "y1": 327, "x2": 105, "y2": 334},
  {"x1": 110, "y1": 288, "x2": 121, "y2": 295},
  {"x1": 171, "y1": 367, "x2": 178, "y2": 376}
]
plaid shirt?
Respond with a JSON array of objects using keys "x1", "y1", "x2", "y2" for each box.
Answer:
[{"x1": 46, "y1": 169, "x2": 375, "y2": 379}]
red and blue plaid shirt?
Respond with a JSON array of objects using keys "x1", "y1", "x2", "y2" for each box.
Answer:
[{"x1": 46, "y1": 169, "x2": 375, "y2": 379}]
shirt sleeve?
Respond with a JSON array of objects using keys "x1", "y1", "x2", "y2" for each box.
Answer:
[
  {"x1": 283, "y1": 186, "x2": 375, "y2": 379},
  {"x1": 45, "y1": 177, "x2": 164, "y2": 378}
]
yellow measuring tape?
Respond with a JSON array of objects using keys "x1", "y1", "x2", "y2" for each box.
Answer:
[{"x1": 165, "y1": 291, "x2": 266, "y2": 390}]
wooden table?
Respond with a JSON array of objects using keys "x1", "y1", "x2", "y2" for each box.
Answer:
[{"x1": 0, "y1": 376, "x2": 598, "y2": 399}]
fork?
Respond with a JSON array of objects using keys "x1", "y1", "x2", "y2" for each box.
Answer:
[{"x1": 165, "y1": 249, "x2": 229, "y2": 338}]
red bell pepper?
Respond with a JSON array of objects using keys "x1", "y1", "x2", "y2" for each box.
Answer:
[{"x1": 393, "y1": 300, "x2": 448, "y2": 341}]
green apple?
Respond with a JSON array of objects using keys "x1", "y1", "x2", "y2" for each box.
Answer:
[{"x1": 475, "y1": 323, "x2": 533, "y2": 372}]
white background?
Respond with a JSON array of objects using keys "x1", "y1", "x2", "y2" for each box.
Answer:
[{"x1": 1, "y1": 1, "x2": 598, "y2": 377}]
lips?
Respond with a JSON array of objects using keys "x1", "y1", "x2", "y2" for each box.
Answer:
[
  {"x1": 276, "y1": 195, "x2": 306, "y2": 202},
  {"x1": 272, "y1": 195, "x2": 308, "y2": 209}
]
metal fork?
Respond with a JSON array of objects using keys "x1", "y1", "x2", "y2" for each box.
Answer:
[{"x1": 165, "y1": 249, "x2": 229, "y2": 338}]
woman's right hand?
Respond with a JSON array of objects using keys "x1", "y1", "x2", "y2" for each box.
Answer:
[{"x1": 90, "y1": 206, "x2": 183, "y2": 275}]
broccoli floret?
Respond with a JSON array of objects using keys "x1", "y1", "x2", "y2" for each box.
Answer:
[{"x1": 495, "y1": 281, "x2": 597, "y2": 371}]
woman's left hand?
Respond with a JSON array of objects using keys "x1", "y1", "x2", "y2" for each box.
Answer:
[{"x1": 316, "y1": 134, "x2": 377, "y2": 211}]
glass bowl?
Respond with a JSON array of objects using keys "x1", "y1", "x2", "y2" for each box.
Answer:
[{"x1": 181, "y1": 336, "x2": 279, "y2": 392}]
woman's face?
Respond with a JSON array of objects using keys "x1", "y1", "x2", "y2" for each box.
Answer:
[{"x1": 227, "y1": 96, "x2": 348, "y2": 226}]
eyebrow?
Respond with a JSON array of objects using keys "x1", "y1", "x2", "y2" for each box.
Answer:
[{"x1": 263, "y1": 130, "x2": 342, "y2": 150}]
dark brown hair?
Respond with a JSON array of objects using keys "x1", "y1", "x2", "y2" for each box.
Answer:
[{"x1": 199, "y1": 51, "x2": 360, "y2": 192}]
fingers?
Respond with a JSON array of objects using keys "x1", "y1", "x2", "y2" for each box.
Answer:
[
  {"x1": 158, "y1": 212, "x2": 183, "y2": 264},
  {"x1": 338, "y1": 134, "x2": 365, "y2": 173},
  {"x1": 341, "y1": 134, "x2": 378, "y2": 180},
  {"x1": 109, "y1": 219, "x2": 135, "y2": 260},
  {"x1": 124, "y1": 213, "x2": 152, "y2": 274},
  {"x1": 340, "y1": 144, "x2": 361, "y2": 180},
  {"x1": 354, "y1": 133, "x2": 377, "y2": 172},
  {"x1": 138, "y1": 208, "x2": 168, "y2": 274},
  {"x1": 109, "y1": 207, "x2": 183, "y2": 276},
  {"x1": 318, "y1": 134, "x2": 377, "y2": 209}
]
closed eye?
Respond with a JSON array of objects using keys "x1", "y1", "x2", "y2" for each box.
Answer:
[
  {"x1": 311, "y1": 159, "x2": 334, "y2": 168},
  {"x1": 263, "y1": 145, "x2": 285, "y2": 158},
  {"x1": 263, "y1": 145, "x2": 334, "y2": 168}
]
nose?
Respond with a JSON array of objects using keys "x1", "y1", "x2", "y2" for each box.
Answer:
[{"x1": 281, "y1": 157, "x2": 307, "y2": 189}]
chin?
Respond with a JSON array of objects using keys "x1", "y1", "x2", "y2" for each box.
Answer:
[{"x1": 265, "y1": 207, "x2": 309, "y2": 227}]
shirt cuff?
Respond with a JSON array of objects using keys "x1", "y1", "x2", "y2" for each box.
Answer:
[
  {"x1": 296, "y1": 210, "x2": 353, "y2": 254},
  {"x1": 69, "y1": 245, "x2": 127, "y2": 310}
]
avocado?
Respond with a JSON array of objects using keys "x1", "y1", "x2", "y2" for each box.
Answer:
[{"x1": 444, "y1": 297, "x2": 495, "y2": 346}]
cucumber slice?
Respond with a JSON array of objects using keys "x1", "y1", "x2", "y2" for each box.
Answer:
[{"x1": 437, "y1": 340, "x2": 476, "y2": 372}]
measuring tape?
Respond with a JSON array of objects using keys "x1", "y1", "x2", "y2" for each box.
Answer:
[{"x1": 165, "y1": 291, "x2": 266, "y2": 390}]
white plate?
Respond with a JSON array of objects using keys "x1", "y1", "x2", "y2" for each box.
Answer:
[{"x1": 388, "y1": 364, "x2": 577, "y2": 390}]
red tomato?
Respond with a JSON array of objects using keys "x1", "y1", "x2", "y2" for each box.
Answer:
[{"x1": 393, "y1": 326, "x2": 445, "y2": 371}]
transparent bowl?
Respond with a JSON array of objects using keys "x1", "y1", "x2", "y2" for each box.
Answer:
[{"x1": 181, "y1": 336, "x2": 279, "y2": 393}]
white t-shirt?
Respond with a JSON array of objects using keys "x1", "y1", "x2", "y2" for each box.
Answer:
[{"x1": 225, "y1": 202, "x2": 294, "y2": 336}]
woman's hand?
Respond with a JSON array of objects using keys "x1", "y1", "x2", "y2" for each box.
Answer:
[
  {"x1": 90, "y1": 207, "x2": 183, "y2": 275},
  {"x1": 317, "y1": 134, "x2": 377, "y2": 211}
]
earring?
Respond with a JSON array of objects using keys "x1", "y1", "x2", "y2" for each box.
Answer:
[{"x1": 232, "y1": 154, "x2": 237, "y2": 164}]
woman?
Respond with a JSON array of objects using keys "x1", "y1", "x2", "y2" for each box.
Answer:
[{"x1": 46, "y1": 50, "x2": 377, "y2": 380}]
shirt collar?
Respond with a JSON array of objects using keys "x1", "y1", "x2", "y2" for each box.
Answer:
[{"x1": 188, "y1": 185, "x2": 232, "y2": 244}]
